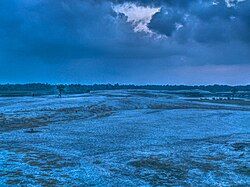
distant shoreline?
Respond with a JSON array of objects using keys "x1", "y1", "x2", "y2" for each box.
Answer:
[{"x1": 0, "y1": 83, "x2": 249, "y2": 98}]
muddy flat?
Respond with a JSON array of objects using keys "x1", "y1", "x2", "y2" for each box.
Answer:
[{"x1": 0, "y1": 90, "x2": 249, "y2": 186}]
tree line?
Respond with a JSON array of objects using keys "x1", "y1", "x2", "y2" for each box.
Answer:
[{"x1": 0, "y1": 83, "x2": 249, "y2": 97}]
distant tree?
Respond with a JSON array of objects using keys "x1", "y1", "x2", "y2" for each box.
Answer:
[
  {"x1": 231, "y1": 88, "x2": 238, "y2": 99},
  {"x1": 57, "y1": 85, "x2": 65, "y2": 98}
]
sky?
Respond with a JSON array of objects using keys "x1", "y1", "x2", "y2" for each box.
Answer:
[{"x1": 0, "y1": 0, "x2": 249, "y2": 85}]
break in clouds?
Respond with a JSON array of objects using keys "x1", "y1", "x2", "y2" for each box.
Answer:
[{"x1": 0, "y1": 0, "x2": 249, "y2": 84}]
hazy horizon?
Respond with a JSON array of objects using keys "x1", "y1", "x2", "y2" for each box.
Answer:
[{"x1": 0, "y1": 82, "x2": 249, "y2": 87}]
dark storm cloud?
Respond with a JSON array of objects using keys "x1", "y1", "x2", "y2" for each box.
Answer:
[
  {"x1": 0, "y1": 0, "x2": 123, "y2": 59},
  {"x1": 0, "y1": 0, "x2": 249, "y2": 84},
  {"x1": 0, "y1": 0, "x2": 182, "y2": 60},
  {"x1": 112, "y1": 0, "x2": 196, "y2": 7},
  {"x1": 112, "y1": 0, "x2": 250, "y2": 44},
  {"x1": 0, "y1": 0, "x2": 249, "y2": 58},
  {"x1": 148, "y1": 7, "x2": 185, "y2": 37},
  {"x1": 146, "y1": 0, "x2": 250, "y2": 43}
]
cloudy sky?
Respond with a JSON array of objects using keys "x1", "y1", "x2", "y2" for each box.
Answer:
[{"x1": 0, "y1": 0, "x2": 249, "y2": 85}]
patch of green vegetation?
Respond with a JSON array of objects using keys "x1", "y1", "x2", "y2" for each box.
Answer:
[
  {"x1": 129, "y1": 157, "x2": 188, "y2": 186},
  {"x1": 237, "y1": 165, "x2": 250, "y2": 176}
]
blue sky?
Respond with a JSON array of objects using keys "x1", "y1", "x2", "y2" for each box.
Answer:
[{"x1": 0, "y1": 0, "x2": 249, "y2": 85}]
